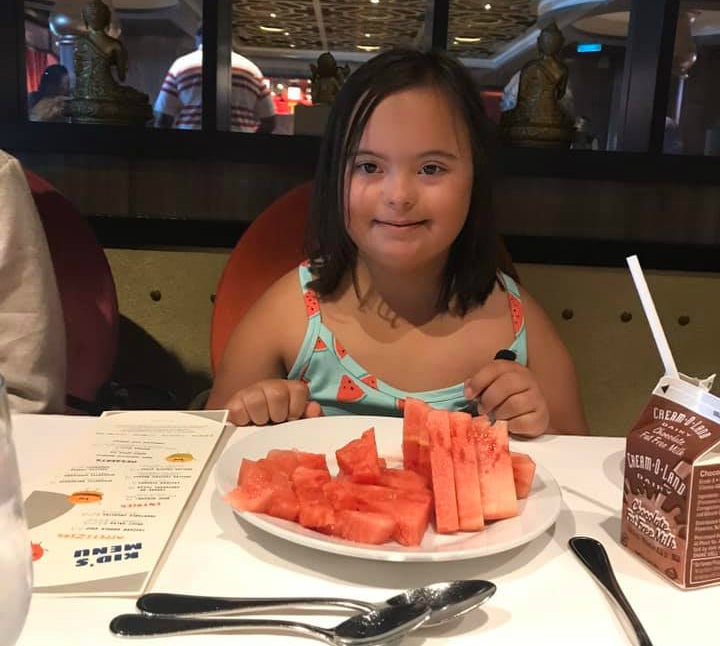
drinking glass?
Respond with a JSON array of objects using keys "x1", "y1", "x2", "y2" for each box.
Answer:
[{"x1": 0, "y1": 376, "x2": 32, "y2": 646}]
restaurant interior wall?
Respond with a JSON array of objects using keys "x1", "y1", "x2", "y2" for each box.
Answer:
[{"x1": 5, "y1": 0, "x2": 720, "y2": 433}]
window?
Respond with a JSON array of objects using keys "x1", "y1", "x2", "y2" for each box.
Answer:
[
  {"x1": 447, "y1": 1, "x2": 632, "y2": 151},
  {"x1": 227, "y1": 0, "x2": 430, "y2": 135},
  {"x1": 664, "y1": 4, "x2": 720, "y2": 155},
  {"x1": 25, "y1": 0, "x2": 202, "y2": 128}
]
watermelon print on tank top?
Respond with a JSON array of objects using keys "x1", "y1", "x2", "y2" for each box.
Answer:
[{"x1": 287, "y1": 263, "x2": 528, "y2": 417}]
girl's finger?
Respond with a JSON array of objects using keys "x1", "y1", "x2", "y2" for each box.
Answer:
[
  {"x1": 286, "y1": 382, "x2": 310, "y2": 421},
  {"x1": 303, "y1": 401, "x2": 324, "y2": 418}
]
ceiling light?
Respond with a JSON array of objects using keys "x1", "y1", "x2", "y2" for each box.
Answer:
[
  {"x1": 484, "y1": 3, "x2": 492, "y2": 9},
  {"x1": 454, "y1": 36, "x2": 482, "y2": 43},
  {"x1": 284, "y1": 31, "x2": 290, "y2": 36},
  {"x1": 370, "y1": 0, "x2": 380, "y2": 4},
  {"x1": 357, "y1": 44, "x2": 380, "y2": 51},
  {"x1": 270, "y1": 12, "x2": 277, "y2": 18},
  {"x1": 259, "y1": 25, "x2": 285, "y2": 33},
  {"x1": 289, "y1": 43, "x2": 296, "y2": 48},
  {"x1": 365, "y1": 33, "x2": 371, "y2": 38}
]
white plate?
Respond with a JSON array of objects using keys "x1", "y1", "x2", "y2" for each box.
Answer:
[{"x1": 215, "y1": 416, "x2": 562, "y2": 562}]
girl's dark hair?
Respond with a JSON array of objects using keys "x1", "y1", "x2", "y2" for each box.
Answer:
[
  {"x1": 305, "y1": 47, "x2": 500, "y2": 315},
  {"x1": 30, "y1": 64, "x2": 69, "y2": 107}
]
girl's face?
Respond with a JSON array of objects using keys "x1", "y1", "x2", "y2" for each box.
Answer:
[{"x1": 345, "y1": 85, "x2": 473, "y2": 274}]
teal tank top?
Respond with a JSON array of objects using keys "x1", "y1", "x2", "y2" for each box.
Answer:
[{"x1": 287, "y1": 262, "x2": 528, "y2": 417}]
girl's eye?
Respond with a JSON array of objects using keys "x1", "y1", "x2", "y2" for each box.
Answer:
[
  {"x1": 356, "y1": 162, "x2": 379, "y2": 174},
  {"x1": 420, "y1": 164, "x2": 445, "y2": 176}
]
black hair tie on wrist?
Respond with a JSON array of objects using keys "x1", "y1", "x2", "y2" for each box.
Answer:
[{"x1": 494, "y1": 349, "x2": 517, "y2": 362}]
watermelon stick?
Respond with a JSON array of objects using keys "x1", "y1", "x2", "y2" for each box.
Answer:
[{"x1": 626, "y1": 255, "x2": 678, "y2": 378}]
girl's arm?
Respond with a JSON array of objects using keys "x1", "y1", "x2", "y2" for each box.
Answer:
[
  {"x1": 522, "y1": 287, "x2": 588, "y2": 434},
  {"x1": 207, "y1": 271, "x2": 318, "y2": 425}
]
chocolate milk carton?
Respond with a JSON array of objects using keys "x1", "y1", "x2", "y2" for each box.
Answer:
[{"x1": 621, "y1": 374, "x2": 720, "y2": 589}]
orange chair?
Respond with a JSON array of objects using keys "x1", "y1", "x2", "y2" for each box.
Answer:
[
  {"x1": 211, "y1": 182, "x2": 312, "y2": 372},
  {"x1": 25, "y1": 170, "x2": 119, "y2": 413}
]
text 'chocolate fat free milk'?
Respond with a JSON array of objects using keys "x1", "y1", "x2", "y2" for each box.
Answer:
[{"x1": 622, "y1": 375, "x2": 720, "y2": 589}]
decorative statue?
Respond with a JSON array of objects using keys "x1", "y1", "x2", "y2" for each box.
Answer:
[
  {"x1": 500, "y1": 22, "x2": 574, "y2": 148},
  {"x1": 310, "y1": 52, "x2": 350, "y2": 105},
  {"x1": 64, "y1": 0, "x2": 151, "y2": 125}
]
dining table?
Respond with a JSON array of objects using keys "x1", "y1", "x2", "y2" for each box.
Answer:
[{"x1": 12, "y1": 413, "x2": 718, "y2": 646}]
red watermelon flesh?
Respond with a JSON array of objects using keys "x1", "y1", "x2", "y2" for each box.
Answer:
[
  {"x1": 225, "y1": 486, "x2": 274, "y2": 514},
  {"x1": 266, "y1": 487, "x2": 300, "y2": 521},
  {"x1": 291, "y1": 466, "x2": 331, "y2": 490},
  {"x1": 402, "y1": 398, "x2": 430, "y2": 474},
  {"x1": 324, "y1": 480, "x2": 432, "y2": 546},
  {"x1": 511, "y1": 451, "x2": 536, "y2": 499},
  {"x1": 331, "y1": 510, "x2": 397, "y2": 544},
  {"x1": 264, "y1": 450, "x2": 299, "y2": 475},
  {"x1": 449, "y1": 412, "x2": 485, "y2": 531},
  {"x1": 296, "y1": 452, "x2": 329, "y2": 471},
  {"x1": 231, "y1": 459, "x2": 293, "y2": 515},
  {"x1": 295, "y1": 485, "x2": 335, "y2": 531},
  {"x1": 470, "y1": 417, "x2": 518, "y2": 520},
  {"x1": 426, "y1": 410, "x2": 460, "y2": 533},
  {"x1": 378, "y1": 468, "x2": 430, "y2": 492},
  {"x1": 335, "y1": 427, "x2": 381, "y2": 483}
]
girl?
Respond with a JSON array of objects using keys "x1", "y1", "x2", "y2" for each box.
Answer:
[{"x1": 208, "y1": 48, "x2": 587, "y2": 436}]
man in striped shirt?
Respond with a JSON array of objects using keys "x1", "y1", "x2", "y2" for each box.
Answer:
[{"x1": 153, "y1": 27, "x2": 276, "y2": 133}]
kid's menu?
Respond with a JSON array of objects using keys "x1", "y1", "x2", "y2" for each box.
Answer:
[{"x1": 26, "y1": 410, "x2": 228, "y2": 595}]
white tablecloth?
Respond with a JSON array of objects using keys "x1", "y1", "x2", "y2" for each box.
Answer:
[{"x1": 12, "y1": 414, "x2": 718, "y2": 645}]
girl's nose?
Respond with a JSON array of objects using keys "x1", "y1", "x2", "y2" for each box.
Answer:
[{"x1": 383, "y1": 173, "x2": 416, "y2": 210}]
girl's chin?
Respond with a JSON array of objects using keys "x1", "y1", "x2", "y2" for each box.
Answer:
[{"x1": 360, "y1": 248, "x2": 446, "y2": 273}]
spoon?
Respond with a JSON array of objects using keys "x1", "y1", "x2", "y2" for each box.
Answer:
[
  {"x1": 569, "y1": 536, "x2": 654, "y2": 646},
  {"x1": 136, "y1": 579, "x2": 496, "y2": 628},
  {"x1": 110, "y1": 601, "x2": 431, "y2": 644}
]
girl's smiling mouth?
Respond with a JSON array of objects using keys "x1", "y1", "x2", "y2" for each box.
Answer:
[{"x1": 373, "y1": 219, "x2": 429, "y2": 228}]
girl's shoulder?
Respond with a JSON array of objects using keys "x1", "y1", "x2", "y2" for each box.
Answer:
[{"x1": 249, "y1": 266, "x2": 305, "y2": 318}]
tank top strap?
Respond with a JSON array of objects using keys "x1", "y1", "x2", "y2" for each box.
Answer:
[
  {"x1": 289, "y1": 262, "x2": 324, "y2": 380},
  {"x1": 497, "y1": 271, "x2": 528, "y2": 365}
]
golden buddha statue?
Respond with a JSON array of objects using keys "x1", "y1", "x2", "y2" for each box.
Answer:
[
  {"x1": 310, "y1": 52, "x2": 350, "y2": 105},
  {"x1": 64, "y1": 0, "x2": 151, "y2": 125},
  {"x1": 500, "y1": 22, "x2": 574, "y2": 148}
]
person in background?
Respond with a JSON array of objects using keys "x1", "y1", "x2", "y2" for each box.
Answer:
[
  {"x1": 208, "y1": 47, "x2": 587, "y2": 436},
  {"x1": 28, "y1": 64, "x2": 70, "y2": 122},
  {"x1": 153, "y1": 26, "x2": 276, "y2": 133},
  {"x1": 0, "y1": 151, "x2": 66, "y2": 412}
]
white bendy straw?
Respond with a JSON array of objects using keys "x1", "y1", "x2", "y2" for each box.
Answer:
[{"x1": 626, "y1": 255, "x2": 678, "y2": 378}]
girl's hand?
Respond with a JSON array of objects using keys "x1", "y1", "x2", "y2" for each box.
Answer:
[
  {"x1": 464, "y1": 359, "x2": 549, "y2": 437},
  {"x1": 225, "y1": 379, "x2": 323, "y2": 426}
]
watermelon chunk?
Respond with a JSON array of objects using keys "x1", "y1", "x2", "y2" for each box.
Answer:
[
  {"x1": 449, "y1": 412, "x2": 484, "y2": 531},
  {"x1": 265, "y1": 487, "x2": 299, "y2": 521},
  {"x1": 295, "y1": 484, "x2": 335, "y2": 531},
  {"x1": 511, "y1": 451, "x2": 536, "y2": 499},
  {"x1": 230, "y1": 459, "x2": 294, "y2": 516},
  {"x1": 378, "y1": 468, "x2": 430, "y2": 492},
  {"x1": 291, "y1": 466, "x2": 331, "y2": 489},
  {"x1": 402, "y1": 398, "x2": 430, "y2": 474},
  {"x1": 264, "y1": 450, "x2": 299, "y2": 475},
  {"x1": 426, "y1": 410, "x2": 460, "y2": 533},
  {"x1": 323, "y1": 480, "x2": 432, "y2": 546},
  {"x1": 331, "y1": 510, "x2": 396, "y2": 545},
  {"x1": 470, "y1": 417, "x2": 518, "y2": 520},
  {"x1": 335, "y1": 427, "x2": 381, "y2": 483}
]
